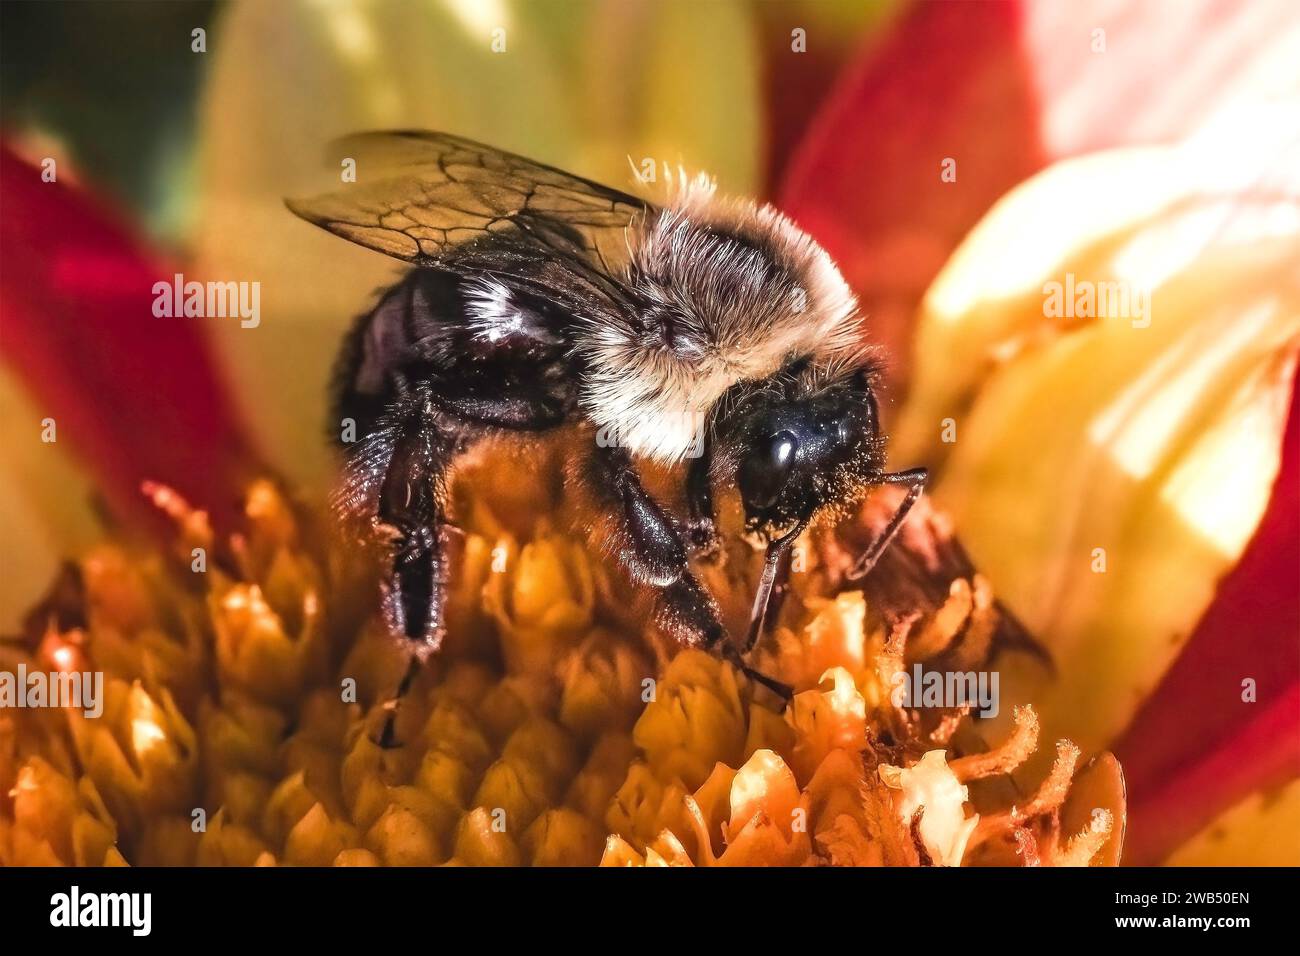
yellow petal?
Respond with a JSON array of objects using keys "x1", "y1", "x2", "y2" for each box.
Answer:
[
  {"x1": 1166, "y1": 778, "x2": 1300, "y2": 866},
  {"x1": 895, "y1": 114, "x2": 1300, "y2": 755}
]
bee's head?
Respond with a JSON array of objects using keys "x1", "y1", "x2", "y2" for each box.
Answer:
[{"x1": 713, "y1": 360, "x2": 886, "y2": 536}]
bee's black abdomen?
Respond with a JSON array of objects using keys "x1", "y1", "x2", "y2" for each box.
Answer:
[{"x1": 332, "y1": 268, "x2": 576, "y2": 447}]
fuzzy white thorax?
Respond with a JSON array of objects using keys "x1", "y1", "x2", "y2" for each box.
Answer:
[{"x1": 578, "y1": 179, "x2": 864, "y2": 463}]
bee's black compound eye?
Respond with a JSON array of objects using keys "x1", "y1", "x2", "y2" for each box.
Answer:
[{"x1": 739, "y1": 429, "x2": 799, "y2": 511}]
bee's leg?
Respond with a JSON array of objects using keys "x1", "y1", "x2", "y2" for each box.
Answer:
[
  {"x1": 376, "y1": 654, "x2": 422, "y2": 750},
  {"x1": 355, "y1": 403, "x2": 456, "y2": 749},
  {"x1": 370, "y1": 523, "x2": 457, "y2": 750},
  {"x1": 357, "y1": 385, "x2": 566, "y2": 748},
  {"x1": 743, "y1": 535, "x2": 790, "y2": 655},
  {"x1": 366, "y1": 385, "x2": 565, "y2": 642},
  {"x1": 374, "y1": 405, "x2": 456, "y2": 651},
  {"x1": 756, "y1": 541, "x2": 795, "y2": 641},
  {"x1": 741, "y1": 517, "x2": 807, "y2": 655},
  {"x1": 846, "y1": 467, "x2": 929, "y2": 581},
  {"x1": 687, "y1": 434, "x2": 788, "y2": 653},
  {"x1": 684, "y1": 437, "x2": 721, "y2": 561},
  {"x1": 573, "y1": 442, "x2": 792, "y2": 704}
]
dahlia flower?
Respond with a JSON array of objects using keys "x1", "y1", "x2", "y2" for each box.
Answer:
[{"x1": 1, "y1": 0, "x2": 1296, "y2": 867}]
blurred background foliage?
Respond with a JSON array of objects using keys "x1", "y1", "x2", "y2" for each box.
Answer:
[
  {"x1": 0, "y1": 0, "x2": 899, "y2": 244},
  {"x1": 1, "y1": 0, "x2": 219, "y2": 241}
]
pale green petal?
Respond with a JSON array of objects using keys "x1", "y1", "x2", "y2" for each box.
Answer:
[
  {"x1": 193, "y1": 0, "x2": 760, "y2": 490},
  {"x1": 579, "y1": 0, "x2": 759, "y2": 193},
  {"x1": 893, "y1": 115, "x2": 1300, "y2": 756}
]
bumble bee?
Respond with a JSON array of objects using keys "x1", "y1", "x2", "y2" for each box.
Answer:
[{"x1": 287, "y1": 131, "x2": 925, "y2": 739}]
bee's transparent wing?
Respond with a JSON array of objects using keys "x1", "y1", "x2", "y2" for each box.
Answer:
[{"x1": 286, "y1": 130, "x2": 649, "y2": 274}]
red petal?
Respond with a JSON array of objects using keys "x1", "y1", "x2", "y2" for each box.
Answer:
[
  {"x1": 778, "y1": 0, "x2": 1299, "y2": 394},
  {"x1": 755, "y1": 3, "x2": 898, "y2": 194},
  {"x1": 0, "y1": 144, "x2": 258, "y2": 534},
  {"x1": 778, "y1": 0, "x2": 1041, "y2": 389},
  {"x1": 1115, "y1": 378, "x2": 1300, "y2": 864}
]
